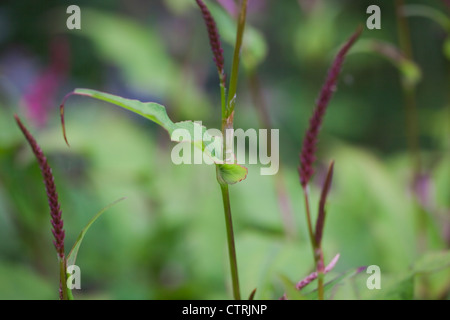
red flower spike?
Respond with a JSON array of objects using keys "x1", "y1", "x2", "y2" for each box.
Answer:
[{"x1": 299, "y1": 27, "x2": 362, "y2": 188}]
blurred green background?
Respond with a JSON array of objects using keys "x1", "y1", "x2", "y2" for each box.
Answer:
[{"x1": 0, "y1": 0, "x2": 449, "y2": 299}]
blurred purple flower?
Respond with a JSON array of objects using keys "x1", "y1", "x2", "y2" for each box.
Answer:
[
  {"x1": 413, "y1": 172, "x2": 432, "y2": 209},
  {"x1": 216, "y1": 0, "x2": 238, "y2": 17},
  {"x1": 20, "y1": 38, "x2": 69, "y2": 128}
]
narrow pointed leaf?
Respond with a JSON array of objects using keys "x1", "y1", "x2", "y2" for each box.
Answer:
[
  {"x1": 67, "y1": 197, "x2": 126, "y2": 267},
  {"x1": 315, "y1": 160, "x2": 334, "y2": 247},
  {"x1": 248, "y1": 288, "x2": 257, "y2": 300}
]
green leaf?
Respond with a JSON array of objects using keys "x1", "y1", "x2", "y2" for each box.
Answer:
[
  {"x1": 279, "y1": 274, "x2": 307, "y2": 300},
  {"x1": 0, "y1": 263, "x2": 54, "y2": 299},
  {"x1": 74, "y1": 88, "x2": 175, "y2": 132},
  {"x1": 62, "y1": 88, "x2": 248, "y2": 184},
  {"x1": 67, "y1": 197, "x2": 126, "y2": 267},
  {"x1": 217, "y1": 163, "x2": 248, "y2": 185},
  {"x1": 412, "y1": 250, "x2": 450, "y2": 274},
  {"x1": 304, "y1": 267, "x2": 364, "y2": 300},
  {"x1": 372, "y1": 275, "x2": 414, "y2": 300},
  {"x1": 444, "y1": 36, "x2": 450, "y2": 61}
]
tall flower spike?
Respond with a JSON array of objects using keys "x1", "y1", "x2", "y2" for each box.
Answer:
[
  {"x1": 299, "y1": 27, "x2": 362, "y2": 188},
  {"x1": 195, "y1": 0, "x2": 226, "y2": 86},
  {"x1": 15, "y1": 115, "x2": 65, "y2": 259}
]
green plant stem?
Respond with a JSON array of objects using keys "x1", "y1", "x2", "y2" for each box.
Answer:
[
  {"x1": 302, "y1": 187, "x2": 315, "y2": 248},
  {"x1": 317, "y1": 271, "x2": 324, "y2": 300},
  {"x1": 59, "y1": 258, "x2": 68, "y2": 300},
  {"x1": 226, "y1": 0, "x2": 248, "y2": 116},
  {"x1": 302, "y1": 187, "x2": 325, "y2": 300},
  {"x1": 219, "y1": 182, "x2": 241, "y2": 300},
  {"x1": 395, "y1": 0, "x2": 421, "y2": 174}
]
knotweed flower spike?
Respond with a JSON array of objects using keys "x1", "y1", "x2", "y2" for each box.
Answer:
[
  {"x1": 14, "y1": 115, "x2": 65, "y2": 260},
  {"x1": 299, "y1": 27, "x2": 362, "y2": 188},
  {"x1": 195, "y1": 0, "x2": 226, "y2": 86}
]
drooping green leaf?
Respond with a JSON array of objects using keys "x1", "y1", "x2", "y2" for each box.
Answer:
[
  {"x1": 403, "y1": 5, "x2": 450, "y2": 31},
  {"x1": 352, "y1": 40, "x2": 422, "y2": 88},
  {"x1": 67, "y1": 197, "x2": 126, "y2": 267},
  {"x1": 73, "y1": 89, "x2": 175, "y2": 132},
  {"x1": 61, "y1": 88, "x2": 248, "y2": 184}
]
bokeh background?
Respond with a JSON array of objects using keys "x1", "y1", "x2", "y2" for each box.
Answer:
[{"x1": 0, "y1": 0, "x2": 449, "y2": 299}]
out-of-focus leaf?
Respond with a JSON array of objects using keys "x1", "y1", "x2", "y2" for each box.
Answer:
[
  {"x1": 403, "y1": 5, "x2": 450, "y2": 31},
  {"x1": 304, "y1": 267, "x2": 363, "y2": 300},
  {"x1": 399, "y1": 59, "x2": 422, "y2": 88},
  {"x1": 279, "y1": 274, "x2": 306, "y2": 300},
  {"x1": 57, "y1": 8, "x2": 209, "y2": 120},
  {"x1": 67, "y1": 197, "x2": 126, "y2": 267},
  {"x1": 444, "y1": 36, "x2": 450, "y2": 60},
  {"x1": 70, "y1": 9, "x2": 174, "y2": 95},
  {"x1": 412, "y1": 251, "x2": 450, "y2": 274},
  {"x1": 0, "y1": 263, "x2": 54, "y2": 299},
  {"x1": 294, "y1": 4, "x2": 340, "y2": 61},
  {"x1": 353, "y1": 39, "x2": 422, "y2": 87},
  {"x1": 372, "y1": 275, "x2": 414, "y2": 300}
]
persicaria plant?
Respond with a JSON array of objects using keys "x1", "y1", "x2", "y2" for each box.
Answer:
[{"x1": 8, "y1": 0, "x2": 450, "y2": 301}]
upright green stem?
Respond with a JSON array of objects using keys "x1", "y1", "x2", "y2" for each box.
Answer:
[
  {"x1": 215, "y1": 0, "x2": 248, "y2": 300},
  {"x1": 302, "y1": 187, "x2": 324, "y2": 300},
  {"x1": 302, "y1": 187, "x2": 315, "y2": 249},
  {"x1": 59, "y1": 258, "x2": 68, "y2": 300},
  {"x1": 219, "y1": 182, "x2": 241, "y2": 300},
  {"x1": 226, "y1": 0, "x2": 248, "y2": 116}
]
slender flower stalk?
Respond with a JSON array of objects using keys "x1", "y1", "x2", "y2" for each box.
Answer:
[
  {"x1": 14, "y1": 114, "x2": 67, "y2": 300},
  {"x1": 298, "y1": 27, "x2": 361, "y2": 300}
]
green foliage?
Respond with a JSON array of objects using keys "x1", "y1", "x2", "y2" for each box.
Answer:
[
  {"x1": 0, "y1": 0, "x2": 448, "y2": 300},
  {"x1": 64, "y1": 89, "x2": 248, "y2": 184},
  {"x1": 67, "y1": 197, "x2": 126, "y2": 267}
]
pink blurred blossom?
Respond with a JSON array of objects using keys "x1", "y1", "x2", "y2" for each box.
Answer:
[{"x1": 21, "y1": 38, "x2": 69, "y2": 128}]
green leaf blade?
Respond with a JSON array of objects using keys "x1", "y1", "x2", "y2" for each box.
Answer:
[{"x1": 67, "y1": 197, "x2": 126, "y2": 267}]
